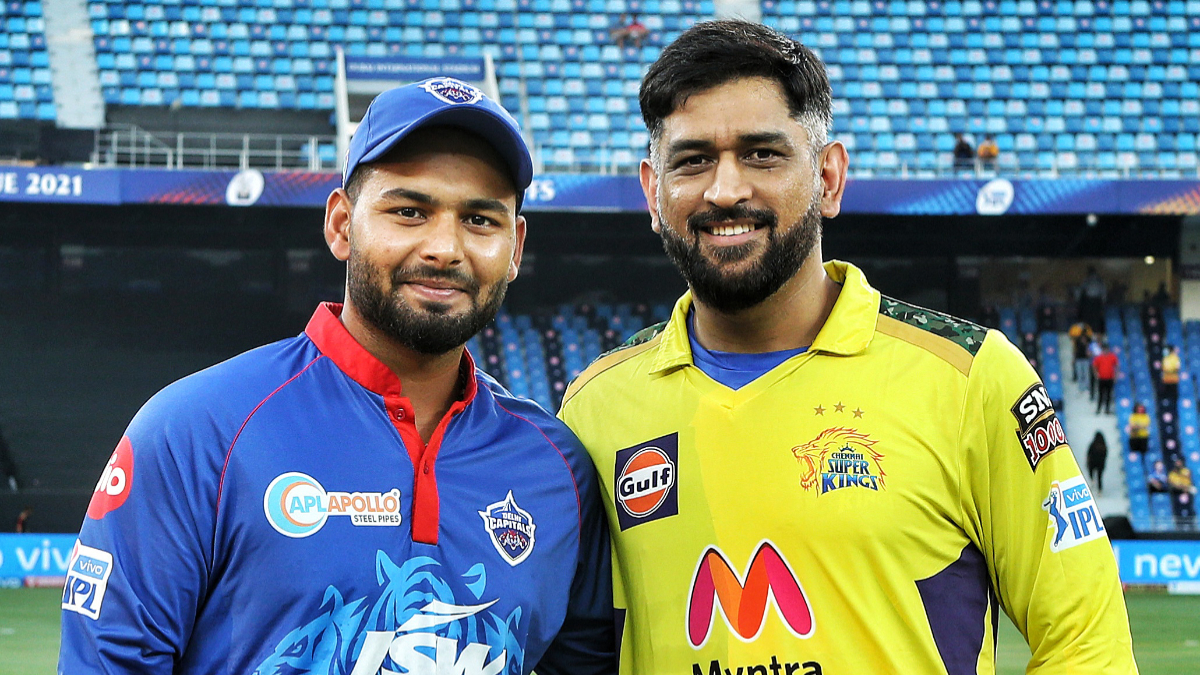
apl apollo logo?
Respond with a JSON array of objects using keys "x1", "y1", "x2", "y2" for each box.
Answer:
[
  {"x1": 687, "y1": 541, "x2": 815, "y2": 649},
  {"x1": 614, "y1": 433, "x2": 680, "y2": 531},
  {"x1": 263, "y1": 472, "x2": 402, "y2": 538},
  {"x1": 420, "y1": 77, "x2": 484, "y2": 105}
]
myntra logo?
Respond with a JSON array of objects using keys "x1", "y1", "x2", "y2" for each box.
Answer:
[{"x1": 686, "y1": 541, "x2": 815, "y2": 649}]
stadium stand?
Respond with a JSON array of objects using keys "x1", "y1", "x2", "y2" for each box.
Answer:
[
  {"x1": 761, "y1": 0, "x2": 1200, "y2": 177},
  {"x1": 0, "y1": 0, "x2": 55, "y2": 120},
  {"x1": 466, "y1": 301, "x2": 669, "y2": 411},
  {"x1": 75, "y1": 0, "x2": 1200, "y2": 175}
]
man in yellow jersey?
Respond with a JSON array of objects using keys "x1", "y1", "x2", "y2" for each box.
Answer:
[{"x1": 558, "y1": 19, "x2": 1138, "y2": 675}]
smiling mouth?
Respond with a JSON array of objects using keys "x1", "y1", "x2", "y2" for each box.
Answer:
[{"x1": 706, "y1": 223, "x2": 758, "y2": 236}]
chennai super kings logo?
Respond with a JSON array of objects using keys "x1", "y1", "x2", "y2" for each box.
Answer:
[{"x1": 792, "y1": 428, "x2": 886, "y2": 495}]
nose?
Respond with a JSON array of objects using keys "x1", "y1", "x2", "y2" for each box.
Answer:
[
  {"x1": 417, "y1": 213, "x2": 464, "y2": 267},
  {"x1": 703, "y1": 153, "x2": 752, "y2": 209}
]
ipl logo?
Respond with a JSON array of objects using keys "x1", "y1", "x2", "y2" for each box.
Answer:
[{"x1": 420, "y1": 77, "x2": 484, "y2": 105}]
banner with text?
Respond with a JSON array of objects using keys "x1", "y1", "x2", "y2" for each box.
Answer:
[
  {"x1": 345, "y1": 56, "x2": 485, "y2": 81},
  {"x1": 3, "y1": 167, "x2": 1200, "y2": 215},
  {"x1": 1112, "y1": 540, "x2": 1200, "y2": 586},
  {"x1": 0, "y1": 533, "x2": 76, "y2": 588}
]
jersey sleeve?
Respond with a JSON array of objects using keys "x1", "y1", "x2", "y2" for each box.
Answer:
[
  {"x1": 532, "y1": 430, "x2": 618, "y2": 675},
  {"x1": 59, "y1": 386, "x2": 221, "y2": 674},
  {"x1": 957, "y1": 332, "x2": 1137, "y2": 674}
]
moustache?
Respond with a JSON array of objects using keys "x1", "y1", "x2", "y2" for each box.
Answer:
[
  {"x1": 390, "y1": 265, "x2": 481, "y2": 295},
  {"x1": 687, "y1": 205, "x2": 778, "y2": 234}
]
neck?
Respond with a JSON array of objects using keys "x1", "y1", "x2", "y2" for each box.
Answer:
[
  {"x1": 339, "y1": 301, "x2": 465, "y2": 442},
  {"x1": 690, "y1": 254, "x2": 841, "y2": 353}
]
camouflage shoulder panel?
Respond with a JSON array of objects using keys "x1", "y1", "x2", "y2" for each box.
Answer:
[
  {"x1": 561, "y1": 320, "x2": 669, "y2": 407},
  {"x1": 609, "y1": 320, "x2": 668, "y2": 356},
  {"x1": 878, "y1": 296, "x2": 988, "y2": 357}
]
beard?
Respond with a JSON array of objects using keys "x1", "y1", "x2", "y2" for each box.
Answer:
[
  {"x1": 347, "y1": 248, "x2": 508, "y2": 356},
  {"x1": 658, "y1": 199, "x2": 823, "y2": 313}
]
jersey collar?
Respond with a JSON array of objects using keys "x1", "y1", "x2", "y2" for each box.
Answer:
[
  {"x1": 304, "y1": 302, "x2": 479, "y2": 404},
  {"x1": 650, "y1": 260, "x2": 880, "y2": 374}
]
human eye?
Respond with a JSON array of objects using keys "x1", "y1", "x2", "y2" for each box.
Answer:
[
  {"x1": 464, "y1": 214, "x2": 502, "y2": 230},
  {"x1": 671, "y1": 153, "x2": 711, "y2": 173},
  {"x1": 392, "y1": 206, "x2": 423, "y2": 220},
  {"x1": 745, "y1": 148, "x2": 783, "y2": 164}
]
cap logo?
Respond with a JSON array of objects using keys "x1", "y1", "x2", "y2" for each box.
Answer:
[{"x1": 420, "y1": 77, "x2": 484, "y2": 105}]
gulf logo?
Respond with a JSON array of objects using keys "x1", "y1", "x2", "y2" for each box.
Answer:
[{"x1": 617, "y1": 447, "x2": 675, "y2": 518}]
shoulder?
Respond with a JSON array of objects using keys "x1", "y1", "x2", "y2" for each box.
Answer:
[
  {"x1": 560, "y1": 320, "x2": 668, "y2": 408},
  {"x1": 475, "y1": 372, "x2": 598, "y2": 504},
  {"x1": 875, "y1": 295, "x2": 992, "y2": 376},
  {"x1": 130, "y1": 334, "x2": 323, "y2": 449},
  {"x1": 476, "y1": 370, "x2": 589, "y2": 459}
]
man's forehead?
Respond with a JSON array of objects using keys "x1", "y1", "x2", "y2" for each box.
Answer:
[
  {"x1": 361, "y1": 127, "x2": 518, "y2": 203},
  {"x1": 658, "y1": 77, "x2": 808, "y2": 149}
]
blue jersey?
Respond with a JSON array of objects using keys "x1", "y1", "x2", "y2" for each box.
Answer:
[{"x1": 59, "y1": 303, "x2": 615, "y2": 675}]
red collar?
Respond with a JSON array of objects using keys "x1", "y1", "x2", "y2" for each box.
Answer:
[{"x1": 304, "y1": 302, "x2": 479, "y2": 405}]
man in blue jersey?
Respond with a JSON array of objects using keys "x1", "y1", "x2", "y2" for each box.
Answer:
[{"x1": 60, "y1": 78, "x2": 616, "y2": 675}]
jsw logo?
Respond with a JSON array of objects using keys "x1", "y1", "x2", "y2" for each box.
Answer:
[
  {"x1": 349, "y1": 600, "x2": 506, "y2": 675},
  {"x1": 687, "y1": 540, "x2": 815, "y2": 649}
]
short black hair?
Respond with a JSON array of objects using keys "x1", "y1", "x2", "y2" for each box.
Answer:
[
  {"x1": 639, "y1": 19, "x2": 832, "y2": 154},
  {"x1": 344, "y1": 165, "x2": 373, "y2": 203},
  {"x1": 341, "y1": 134, "x2": 525, "y2": 211}
]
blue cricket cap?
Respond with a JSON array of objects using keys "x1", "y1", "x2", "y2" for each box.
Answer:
[{"x1": 343, "y1": 77, "x2": 534, "y2": 209}]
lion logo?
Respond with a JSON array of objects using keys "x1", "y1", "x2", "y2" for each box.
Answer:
[{"x1": 791, "y1": 427, "x2": 886, "y2": 495}]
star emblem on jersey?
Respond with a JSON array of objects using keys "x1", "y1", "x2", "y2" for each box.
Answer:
[
  {"x1": 420, "y1": 77, "x2": 484, "y2": 105},
  {"x1": 478, "y1": 491, "x2": 536, "y2": 566},
  {"x1": 791, "y1": 428, "x2": 886, "y2": 496}
]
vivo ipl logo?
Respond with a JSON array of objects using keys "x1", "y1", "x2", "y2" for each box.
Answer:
[
  {"x1": 686, "y1": 541, "x2": 815, "y2": 649},
  {"x1": 1043, "y1": 475, "x2": 1106, "y2": 552},
  {"x1": 264, "y1": 472, "x2": 402, "y2": 538}
]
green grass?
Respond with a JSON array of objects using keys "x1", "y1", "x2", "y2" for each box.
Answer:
[
  {"x1": 996, "y1": 593, "x2": 1200, "y2": 674},
  {"x1": 3, "y1": 589, "x2": 1198, "y2": 673},
  {"x1": 0, "y1": 588, "x2": 62, "y2": 675}
]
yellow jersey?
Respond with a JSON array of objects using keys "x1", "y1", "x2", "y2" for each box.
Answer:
[{"x1": 559, "y1": 261, "x2": 1136, "y2": 675}]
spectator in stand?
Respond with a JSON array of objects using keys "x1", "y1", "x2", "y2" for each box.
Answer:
[
  {"x1": 1036, "y1": 284, "x2": 1057, "y2": 331},
  {"x1": 0, "y1": 423, "x2": 17, "y2": 491},
  {"x1": 14, "y1": 506, "x2": 31, "y2": 533},
  {"x1": 1087, "y1": 333, "x2": 1103, "y2": 401},
  {"x1": 610, "y1": 13, "x2": 648, "y2": 50},
  {"x1": 1127, "y1": 402, "x2": 1150, "y2": 454},
  {"x1": 1148, "y1": 460, "x2": 1168, "y2": 493},
  {"x1": 1086, "y1": 431, "x2": 1107, "y2": 493},
  {"x1": 1161, "y1": 344, "x2": 1181, "y2": 400},
  {"x1": 1077, "y1": 267, "x2": 1107, "y2": 333},
  {"x1": 1151, "y1": 281, "x2": 1171, "y2": 306},
  {"x1": 1093, "y1": 342, "x2": 1118, "y2": 414},
  {"x1": 953, "y1": 133, "x2": 974, "y2": 171},
  {"x1": 1168, "y1": 457, "x2": 1196, "y2": 526},
  {"x1": 1071, "y1": 323, "x2": 1092, "y2": 390},
  {"x1": 977, "y1": 134, "x2": 999, "y2": 171}
]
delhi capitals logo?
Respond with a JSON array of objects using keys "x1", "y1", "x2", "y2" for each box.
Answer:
[
  {"x1": 420, "y1": 77, "x2": 484, "y2": 105},
  {"x1": 478, "y1": 491, "x2": 536, "y2": 566}
]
